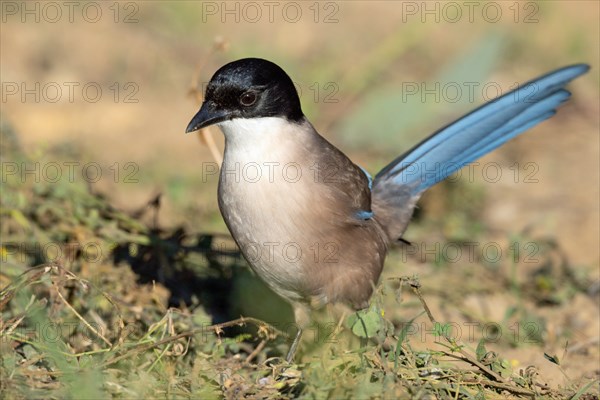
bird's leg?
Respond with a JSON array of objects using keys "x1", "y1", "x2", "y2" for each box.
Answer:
[
  {"x1": 286, "y1": 303, "x2": 310, "y2": 363},
  {"x1": 285, "y1": 327, "x2": 303, "y2": 363}
]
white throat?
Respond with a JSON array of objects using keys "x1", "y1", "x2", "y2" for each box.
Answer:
[
  {"x1": 217, "y1": 117, "x2": 306, "y2": 159},
  {"x1": 218, "y1": 117, "x2": 291, "y2": 140}
]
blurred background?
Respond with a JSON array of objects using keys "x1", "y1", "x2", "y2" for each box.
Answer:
[
  {"x1": 3, "y1": 1, "x2": 598, "y2": 260},
  {"x1": 2, "y1": 0, "x2": 599, "y2": 393}
]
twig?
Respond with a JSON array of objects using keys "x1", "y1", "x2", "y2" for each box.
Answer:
[
  {"x1": 53, "y1": 284, "x2": 112, "y2": 347},
  {"x1": 245, "y1": 340, "x2": 267, "y2": 365},
  {"x1": 197, "y1": 128, "x2": 223, "y2": 165},
  {"x1": 102, "y1": 316, "x2": 285, "y2": 367},
  {"x1": 406, "y1": 277, "x2": 508, "y2": 384},
  {"x1": 29, "y1": 263, "x2": 126, "y2": 349},
  {"x1": 188, "y1": 38, "x2": 228, "y2": 166},
  {"x1": 461, "y1": 376, "x2": 537, "y2": 397}
]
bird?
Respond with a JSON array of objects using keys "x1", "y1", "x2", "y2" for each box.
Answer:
[{"x1": 185, "y1": 58, "x2": 589, "y2": 362}]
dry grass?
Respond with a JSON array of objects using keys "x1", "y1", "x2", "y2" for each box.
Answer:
[{"x1": 1, "y1": 139, "x2": 597, "y2": 398}]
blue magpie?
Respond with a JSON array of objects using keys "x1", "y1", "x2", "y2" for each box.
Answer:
[{"x1": 186, "y1": 58, "x2": 589, "y2": 361}]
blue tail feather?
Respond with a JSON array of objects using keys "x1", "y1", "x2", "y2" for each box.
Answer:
[{"x1": 375, "y1": 64, "x2": 589, "y2": 194}]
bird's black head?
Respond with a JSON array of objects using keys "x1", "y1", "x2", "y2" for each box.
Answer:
[{"x1": 186, "y1": 58, "x2": 304, "y2": 133}]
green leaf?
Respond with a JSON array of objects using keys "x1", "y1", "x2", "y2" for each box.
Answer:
[
  {"x1": 476, "y1": 339, "x2": 487, "y2": 362},
  {"x1": 348, "y1": 306, "x2": 386, "y2": 338},
  {"x1": 10, "y1": 209, "x2": 31, "y2": 229},
  {"x1": 544, "y1": 353, "x2": 560, "y2": 365},
  {"x1": 394, "y1": 312, "x2": 424, "y2": 368},
  {"x1": 433, "y1": 322, "x2": 451, "y2": 337},
  {"x1": 490, "y1": 358, "x2": 513, "y2": 378},
  {"x1": 570, "y1": 379, "x2": 598, "y2": 400}
]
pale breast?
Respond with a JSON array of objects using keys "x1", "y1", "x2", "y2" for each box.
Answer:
[
  {"x1": 216, "y1": 117, "x2": 387, "y2": 307},
  {"x1": 217, "y1": 118, "x2": 329, "y2": 301}
]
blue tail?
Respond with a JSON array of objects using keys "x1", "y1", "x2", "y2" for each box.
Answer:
[{"x1": 375, "y1": 64, "x2": 590, "y2": 194}]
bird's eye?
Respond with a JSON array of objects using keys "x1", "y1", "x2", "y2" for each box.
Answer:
[{"x1": 239, "y1": 92, "x2": 257, "y2": 107}]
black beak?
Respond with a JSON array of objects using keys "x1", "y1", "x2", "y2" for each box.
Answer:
[{"x1": 185, "y1": 102, "x2": 230, "y2": 133}]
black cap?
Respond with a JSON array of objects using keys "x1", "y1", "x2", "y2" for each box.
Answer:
[{"x1": 186, "y1": 58, "x2": 304, "y2": 133}]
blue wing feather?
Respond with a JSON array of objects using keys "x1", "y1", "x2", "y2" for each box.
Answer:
[{"x1": 375, "y1": 64, "x2": 589, "y2": 193}]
